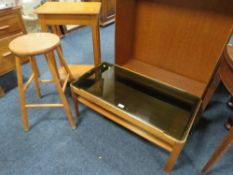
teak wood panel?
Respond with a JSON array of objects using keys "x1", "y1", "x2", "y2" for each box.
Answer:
[
  {"x1": 0, "y1": 7, "x2": 27, "y2": 76},
  {"x1": 0, "y1": 8, "x2": 26, "y2": 39},
  {"x1": 115, "y1": 0, "x2": 233, "y2": 97},
  {"x1": 0, "y1": 13, "x2": 22, "y2": 38},
  {"x1": 115, "y1": 0, "x2": 136, "y2": 65},
  {"x1": 104, "y1": 0, "x2": 115, "y2": 18},
  {"x1": 82, "y1": 0, "x2": 116, "y2": 26},
  {"x1": 123, "y1": 59, "x2": 206, "y2": 97}
]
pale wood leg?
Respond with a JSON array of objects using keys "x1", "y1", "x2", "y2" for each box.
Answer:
[
  {"x1": 51, "y1": 25, "x2": 59, "y2": 35},
  {"x1": 91, "y1": 19, "x2": 101, "y2": 65},
  {"x1": 202, "y1": 127, "x2": 233, "y2": 174},
  {"x1": 38, "y1": 16, "x2": 47, "y2": 32},
  {"x1": 56, "y1": 46, "x2": 74, "y2": 80},
  {"x1": 38, "y1": 19, "x2": 65, "y2": 83},
  {"x1": 45, "y1": 52, "x2": 76, "y2": 129},
  {"x1": 29, "y1": 57, "x2": 41, "y2": 98},
  {"x1": 51, "y1": 25, "x2": 63, "y2": 38},
  {"x1": 71, "y1": 88, "x2": 79, "y2": 117},
  {"x1": 15, "y1": 56, "x2": 29, "y2": 132},
  {"x1": 51, "y1": 26, "x2": 64, "y2": 54},
  {"x1": 202, "y1": 71, "x2": 221, "y2": 112},
  {"x1": 47, "y1": 51, "x2": 61, "y2": 81},
  {"x1": 164, "y1": 142, "x2": 184, "y2": 172},
  {"x1": 31, "y1": 56, "x2": 40, "y2": 77}
]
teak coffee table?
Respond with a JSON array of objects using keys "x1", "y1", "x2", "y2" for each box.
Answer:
[{"x1": 71, "y1": 62, "x2": 201, "y2": 171}]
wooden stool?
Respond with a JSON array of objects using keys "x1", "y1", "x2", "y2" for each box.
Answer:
[{"x1": 9, "y1": 33, "x2": 76, "y2": 131}]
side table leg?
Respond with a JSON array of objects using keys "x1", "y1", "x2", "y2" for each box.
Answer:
[
  {"x1": 56, "y1": 46, "x2": 74, "y2": 80},
  {"x1": 91, "y1": 18, "x2": 101, "y2": 65},
  {"x1": 71, "y1": 89, "x2": 79, "y2": 118},
  {"x1": 38, "y1": 15, "x2": 47, "y2": 32}
]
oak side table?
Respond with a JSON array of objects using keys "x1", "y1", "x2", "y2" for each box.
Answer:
[{"x1": 34, "y1": 2, "x2": 101, "y2": 65}]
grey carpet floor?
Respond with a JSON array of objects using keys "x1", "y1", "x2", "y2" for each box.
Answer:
[{"x1": 0, "y1": 24, "x2": 233, "y2": 175}]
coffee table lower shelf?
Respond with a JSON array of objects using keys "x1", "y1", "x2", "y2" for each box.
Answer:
[{"x1": 71, "y1": 93, "x2": 194, "y2": 172}]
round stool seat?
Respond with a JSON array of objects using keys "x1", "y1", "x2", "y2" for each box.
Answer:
[{"x1": 9, "y1": 33, "x2": 60, "y2": 56}]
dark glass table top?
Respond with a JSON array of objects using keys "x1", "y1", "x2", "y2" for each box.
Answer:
[{"x1": 72, "y1": 62, "x2": 201, "y2": 140}]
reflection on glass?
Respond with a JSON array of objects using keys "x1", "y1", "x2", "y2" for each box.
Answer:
[{"x1": 72, "y1": 63, "x2": 200, "y2": 140}]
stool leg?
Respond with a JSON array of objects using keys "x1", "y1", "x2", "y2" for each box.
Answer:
[
  {"x1": 45, "y1": 52, "x2": 76, "y2": 129},
  {"x1": 31, "y1": 56, "x2": 40, "y2": 77},
  {"x1": 15, "y1": 56, "x2": 29, "y2": 131},
  {"x1": 56, "y1": 46, "x2": 74, "y2": 80},
  {"x1": 29, "y1": 57, "x2": 41, "y2": 98},
  {"x1": 48, "y1": 51, "x2": 61, "y2": 81}
]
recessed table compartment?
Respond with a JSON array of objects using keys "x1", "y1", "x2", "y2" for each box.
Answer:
[
  {"x1": 71, "y1": 62, "x2": 202, "y2": 172},
  {"x1": 72, "y1": 63, "x2": 201, "y2": 140}
]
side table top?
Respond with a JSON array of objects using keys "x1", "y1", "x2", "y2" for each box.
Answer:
[{"x1": 34, "y1": 2, "x2": 101, "y2": 15}]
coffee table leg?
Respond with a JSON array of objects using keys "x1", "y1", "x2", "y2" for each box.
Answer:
[
  {"x1": 71, "y1": 89, "x2": 79, "y2": 118},
  {"x1": 0, "y1": 86, "x2": 5, "y2": 97},
  {"x1": 164, "y1": 142, "x2": 184, "y2": 172}
]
